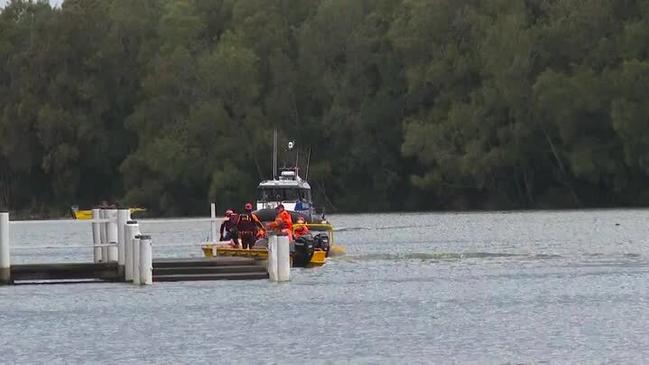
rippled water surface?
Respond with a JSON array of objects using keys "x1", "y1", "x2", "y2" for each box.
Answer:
[{"x1": 2, "y1": 210, "x2": 649, "y2": 364}]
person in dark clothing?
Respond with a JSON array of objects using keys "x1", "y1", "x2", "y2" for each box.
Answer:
[
  {"x1": 237, "y1": 203, "x2": 264, "y2": 249},
  {"x1": 219, "y1": 209, "x2": 239, "y2": 243}
]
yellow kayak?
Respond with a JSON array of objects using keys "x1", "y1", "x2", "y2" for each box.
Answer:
[{"x1": 70, "y1": 206, "x2": 147, "y2": 220}]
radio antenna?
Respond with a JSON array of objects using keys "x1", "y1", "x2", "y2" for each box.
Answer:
[
  {"x1": 272, "y1": 129, "x2": 278, "y2": 179},
  {"x1": 305, "y1": 148, "x2": 312, "y2": 180}
]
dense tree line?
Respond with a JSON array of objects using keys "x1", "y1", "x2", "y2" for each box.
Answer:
[{"x1": 2, "y1": 0, "x2": 649, "y2": 216}]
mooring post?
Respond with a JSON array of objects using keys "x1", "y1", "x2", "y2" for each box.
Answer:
[
  {"x1": 132, "y1": 234, "x2": 141, "y2": 285},
  {"x1": 277, "y1": 235, "x2": 291, "y2": 282},
  {"x1": 106, "y1": 209, "x2": 118, "y2": 263},
  {"x1": 210, "y1": 203, "x2": 217, "y2": 244},
  {"x1": 0, "y1": 211, "x2": 10, "y2": 285},
  {"x1": 268, "y1": 234, "x2": 278, "y2": 282},
  {"x1": 139, "y1": 235, "x2": 153, "y2": 285},
  {"x1": 117, "y1": 209, "x2": 129, "y2": 276},
  {"x1": 124, "y1": 220, "x2": 136, "y2": 281},
  {"x1": 107, "y1": 242, "x2": 118, "y2": 263},
  {"x1": 100, "y1": 209, "x2": 108, "y2": 262},
  {"x1": 92, "y1": 208, "x2": 101, "y2": 263}
]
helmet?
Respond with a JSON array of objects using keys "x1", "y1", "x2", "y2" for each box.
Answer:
[
  {"x1": 225, "y1": 209, "x2": 233, "y2": 216},
  {"x1": 244, "y1": 202, "x2": 253, "y2": 211},
  {"x1": 276, "y1": 204, "x2": 284, "y2": 210}
]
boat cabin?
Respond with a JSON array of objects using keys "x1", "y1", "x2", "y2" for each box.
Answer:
[{"x1": 256, "y1": 169, "x2": 314, "y2": 217}]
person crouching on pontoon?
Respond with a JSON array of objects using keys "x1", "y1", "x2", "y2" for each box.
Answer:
[{"x1": 220, "y1": 209, "x2": 239, "y2": 245}]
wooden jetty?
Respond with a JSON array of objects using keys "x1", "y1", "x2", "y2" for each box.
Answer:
[
  {"x1": 11, "y1": 262, "x2": 120, "y2": 283},
  {"x1": 8, "y1": 257, "x2": 267, "y2": 284},
  {"x1": 153, "y1": 257, "x2": 268, "y2": 282},
  {"x1": 0, "y1": 206, "x2": 288, "y2": 286}
]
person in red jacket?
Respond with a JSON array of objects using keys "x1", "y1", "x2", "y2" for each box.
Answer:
[{"x1": 267, "y1": 204, "x2": 293, "y2": 240}]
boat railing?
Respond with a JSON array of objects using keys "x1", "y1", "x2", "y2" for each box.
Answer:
[
  {"x1": 292, "y1": 223, "x2": 334, "y2": 245},
  {"x1": 293, "y1": 223, "x2": 333, "y2": 232},
  {"x1": 8, "y1": 204, "x2": 227, "y2": 260}
]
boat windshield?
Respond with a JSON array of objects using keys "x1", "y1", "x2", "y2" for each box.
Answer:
[{"x1": 257, "y1": 187, "x2": 311, "y2": 202}]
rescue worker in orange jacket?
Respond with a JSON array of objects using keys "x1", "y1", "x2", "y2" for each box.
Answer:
[
  {"x1": 237, "y1": 203, "x2": 264, "y2": 249},
  {"x1": 293, "y1": 216, "x2": 310, "y2": 238},
  {"x1": 267, "y1": 204, "x2": 293, "y2": 240}
]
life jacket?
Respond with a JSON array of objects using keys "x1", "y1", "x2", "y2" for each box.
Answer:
[
  {"x1": 237, "y1": 212, "x2": 257, "y2": 232},
  {"x1": 294, "y1": 224, "x2": 309, "y2": 238},
  {"x1": 277, "y1": 210, "x2": 293, "y2": 231}
]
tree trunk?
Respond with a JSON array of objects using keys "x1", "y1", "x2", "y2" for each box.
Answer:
[{"x1": 541, "y1": 127, "x2": 581, "y2": 206}]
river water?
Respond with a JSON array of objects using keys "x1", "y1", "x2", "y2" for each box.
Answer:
[{"x1": 1, "y1": 210, "x2": 649, "y2": 364}]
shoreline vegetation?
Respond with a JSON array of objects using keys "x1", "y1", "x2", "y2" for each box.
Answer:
[{"x1": 3, "y1": 1, "x2": 649, "y2": 216}]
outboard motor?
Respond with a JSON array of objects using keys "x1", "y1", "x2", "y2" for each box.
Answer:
[
  {"x1": 292, "y1": 234, "x2": 315, "y2": 267},
  {"x1": 313, "y1": 233, "x2": 330, "y2": 257}
]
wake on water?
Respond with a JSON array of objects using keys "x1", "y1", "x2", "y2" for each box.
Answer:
[
  {"x1": 334, "y1": 224, "x2": 435, "y2": 232},
  {"x1": 338, "y1": 252, "x2": 649, "y2": 264},
  {"x1": 338, "y1": 252, "x2": 554, "y2": 262}
]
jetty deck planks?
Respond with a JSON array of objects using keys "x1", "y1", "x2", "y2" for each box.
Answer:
[{"x1": 9, "y1": 257, "x2": 267, "y2": 284}]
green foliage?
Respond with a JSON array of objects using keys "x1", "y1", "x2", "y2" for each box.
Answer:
[{"x1": 4, "y1": 0, "x2": 649, "y2": 215}]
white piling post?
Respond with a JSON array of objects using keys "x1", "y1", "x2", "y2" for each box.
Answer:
[
  {"x1": 93, "y1": 247, "x2": 102, "y2": 263},
  {"x1": 92, "y1": 208, "x2": 101, "y2": 263},
  {"x1": 132, "y1": 234, "x2": 141, "y2": 285},
  {"x1": 139, "y1": 235, "x2": 153, "y2": 285},
  {"x1": 210, "y1": 203, "x2": 217, "y2": 244},
  {"x1": 0, "y1": 211, "x2": 10, "y2": 285},
  {"x1": 267, "y1": 234, "x2": 278, "y2": 282},
  {"x1": 106, "y1": 209, "x2": 118, "y2": 248},
  {"x1": 107, "y1": 242, "x2": 118, "y2": 262},
  {"x1": 124, "y1": 220, "x2": 138, "y2": 281},
  {"x1": 100, "y1": 209, "x2": 108, "y2": 262},
  {"x1": 104, "y1": 209, "x2": 118, "y2": 265},
  {"x1": 117, "y1": 209, "x2": 129, "y2": 273},
  {"x1": 99, "y1": 209, "x2": 107, "y2": 243},
  {"x1": 277, "y1": 235, "x2": 291, "y2": 282}
]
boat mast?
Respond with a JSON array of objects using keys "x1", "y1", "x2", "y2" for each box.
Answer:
[{"x1": 273, "y1": 128, "x2": 278, "y2": 179}]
